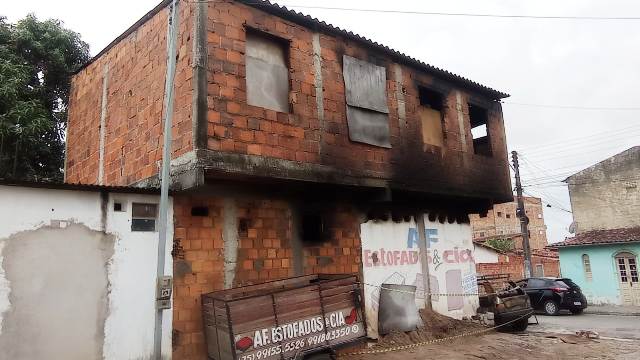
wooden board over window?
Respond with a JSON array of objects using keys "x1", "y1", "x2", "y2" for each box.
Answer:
[
  {"x1": 246, "y1": 31, "x2": 289, "y2": 113},
  {"x1": 342, "y1": 55, "x2": 390, "y2": 148},
  {"x1": 419, "y1": 107, "x2": 444, "y2": 147}
]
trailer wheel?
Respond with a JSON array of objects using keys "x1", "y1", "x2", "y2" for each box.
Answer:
[
  {"x1": 510, "y1": 317, "x2": 529, "y2": 332},
  {"x1": 304, "y1": 352, "x2": 334, "y2": 360}
]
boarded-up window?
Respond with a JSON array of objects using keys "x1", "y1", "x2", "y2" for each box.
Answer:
[
  {"x1": 469, "y1": 103, "x2": 492, "y2": 157},
  {"x1": 343, "y1": 55, "x2": 391, "y2": 148},
  {"x1": 245, "y1": 31, "x2": 289, "y2": 113},
  {"x1": 418, "y1": 87, "x2": 444, "y2": 147}
]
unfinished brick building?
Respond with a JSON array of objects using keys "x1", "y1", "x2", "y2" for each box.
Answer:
[
  {"x1": 65, "y1": 0, "x2": 512, "y2": 358},
  {"x1": 470, "y1": 196, "x2": 549, "y2": 250}
]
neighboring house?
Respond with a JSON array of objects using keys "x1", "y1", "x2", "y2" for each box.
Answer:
[
  {"x1": 552, "y1": 147, "x2": 640, "y2": 306},
  {"x1": 0, "y1": 181, "x2": 173, "y2": 359},
  {"x1": 64, "y1": 0, "x2": 512, "y2": 357},
  {"x1": 474, "y1": 241, "x2": 559, "y2": 280},
  {"x1": 470, "y1": 196, "x2": 548, "y2": 250}
]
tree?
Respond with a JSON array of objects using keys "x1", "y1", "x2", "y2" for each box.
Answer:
[{"x1": 0, "y1": 15, "x2": 89, "y2": 181}]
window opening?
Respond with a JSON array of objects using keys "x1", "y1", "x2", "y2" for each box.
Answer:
[
  {"x1": 469, "y1": 103, "x2": 492, "y2": 156},
  {"x1": 131, "y1": 203, "x2": 158, "y2": 232}
]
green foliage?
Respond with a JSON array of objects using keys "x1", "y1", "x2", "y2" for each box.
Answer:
[
  {"x1": 486, "y1": 237, "x2": 515, "y2": 252},
  {"x1": 0, "y1": 15, "x2": 89, "y2": 180}
]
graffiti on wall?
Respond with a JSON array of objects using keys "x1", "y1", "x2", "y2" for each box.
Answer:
[{"x1": 360, "y1": 219, "x2": 479, "y2": 338}]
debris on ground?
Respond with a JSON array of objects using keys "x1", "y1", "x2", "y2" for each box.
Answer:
[
  {"x1": 576, "y1": 330, "x2": 600, "y2": 339},
  {"x1": 343, "y1": 332, "x2": 639, "y2": 359},
  {"x1": 373, "y1": 309, "x2": 486, "y2": 349}
]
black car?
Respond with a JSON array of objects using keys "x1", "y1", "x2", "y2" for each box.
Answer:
[{"x1": 516, "y1": 277, "x2": 587, "y2": 315}]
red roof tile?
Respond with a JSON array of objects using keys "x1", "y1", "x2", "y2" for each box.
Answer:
[{"x1": 551, "y1": 227, "x2": 640, "y2": 247}]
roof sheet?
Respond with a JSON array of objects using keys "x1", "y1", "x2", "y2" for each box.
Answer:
[
  {"x1": 0, "y1": 179, "x2": 162, "y2": 195},
  {"x1": 77, "y1": 0, "x2": 509, "y2": 99},
  {"x1": 551, "y1": 227, "x2": 640, "y2": 248}
]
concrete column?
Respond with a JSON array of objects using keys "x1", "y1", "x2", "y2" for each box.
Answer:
[
  {"x1": 394, "y1": 64, "x2": 407, "y2": 129},
  {"x1": 290, "y1": 205, "x2": 304, "y2": 276},
  {"x1": 455, "y1": 91, "x2": 468, "y2": 153},
  {"x1": 98, "y1": 64, "x2": 109, "y2": 185},
  {"x1": 223, "y1": 197, "x2": 238, "y2": 289},
  {"x1": 312, "y1": 33, "x2": 325, "y2": 156}
]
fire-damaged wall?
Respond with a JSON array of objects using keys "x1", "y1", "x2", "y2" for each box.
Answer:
[
  {"x1": 0, "y1": 184, "x2": 173, "y2": 359},
  {"x1": 65, "y1": 0, "x2": 512, "y2": 207},
  {"x1": 360, "y1": 217, "x2": 479, "y2": 338},
  {"x1": 171, "y1": 192, "x2": 362, "y2": 359}
]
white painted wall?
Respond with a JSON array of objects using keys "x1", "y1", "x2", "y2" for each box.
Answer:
[
  {"x1": 474, "y1": 245, "x2": 500, "y2": 264},
  {"x1": 0, "y1": 185, "x2": 173, "y2": 359},
  {"x1": 360, "y1": 217, "x2": 479, "y2": 338}
]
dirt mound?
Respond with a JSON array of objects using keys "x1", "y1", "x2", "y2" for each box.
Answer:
[{"x1": 376, "y1": 309, "x2": 486, "y2": 348}]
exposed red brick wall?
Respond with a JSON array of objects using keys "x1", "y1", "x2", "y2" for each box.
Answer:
[
  {"x1": 171, "y1": 194, "x2": 362, "y2": 360},
  {"x1": 66, "y1": 4, "x2": 194, "y2": 185},
  {"x1": 476, "y1": 253, "x2": 560, "y2": 280},
  {"x1": 65, "y1": 0, "x2": 511, "y2": 201},
  {"x1": 470, "y1": 197, "x2": 549, "y2": 250},
  {"x1": 202, "y1": 1, "x2": 510, "y2": 197}
]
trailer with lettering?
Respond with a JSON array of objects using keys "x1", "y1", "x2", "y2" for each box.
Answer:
[{"x1": 202, "y1": 274, "x2": 367, "y2": 360}]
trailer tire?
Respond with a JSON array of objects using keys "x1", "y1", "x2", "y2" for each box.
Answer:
[
  {"x1": 304, "y1": 352, "x2": 334, "y2": 360},
  {"x1": 510, "y1": 317, "x2": 529, "y2": 332}
]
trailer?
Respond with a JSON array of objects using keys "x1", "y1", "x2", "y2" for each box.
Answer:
[{"x1": 202, "y1": 274, "x2": 367, "y2": 360}]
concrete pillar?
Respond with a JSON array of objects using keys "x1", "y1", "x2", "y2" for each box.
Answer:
[
  {"x1": 98, "y1": 64, "x2": 109, "y2": 185},
  {"x1": 223, "y1": 197, "x2": 238, "y2": 289}
]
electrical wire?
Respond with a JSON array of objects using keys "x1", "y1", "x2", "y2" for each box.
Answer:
[
  {"x1": 515, "y1": 123, "x2": 640, "y2": 154},
  {"x1": 254, "y1": 3, "x2": 640, "y2": 21},
  {"x1": 503, "y1": 102, "x2": 640, "y2": 110}
]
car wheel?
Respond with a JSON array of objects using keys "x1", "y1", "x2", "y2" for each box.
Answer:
[
  {"x1": 511, "y1": 318, "x2": 529, "y2": 332},
  {"x1": 543, "y1": 300, "x2": 559, "y2": 316},
  {"x1": 570, "y1": 308, "x2": 584, "y2": 315}
]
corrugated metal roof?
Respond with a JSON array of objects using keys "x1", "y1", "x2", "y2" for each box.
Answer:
[
  {"x1": 77, "y1": 0, "x2": 509, "y2": 99},
  {"x1": 0, "y1": 179, "x2": 163, "y2": 195},
  {"x1": 241, "y1": 0, "x2": 509, "y2": 99},
  {"x1": 551, "y1": 227, "x2": 640, "y2": 247}
]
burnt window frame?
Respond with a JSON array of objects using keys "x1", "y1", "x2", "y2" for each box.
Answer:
[
  {"x1": 244, "y1": 27, "x2": 292, "y2": 113},
  {"x1": 417, "y1": 85, "x2": 447, "y2": 148},
  {"x1": 468, "y1": 102, "x2": 492, "y2": 157}
]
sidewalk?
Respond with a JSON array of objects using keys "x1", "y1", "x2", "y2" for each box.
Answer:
[{"x1": 585, "y1": 304, "x2": 640, "y2": 316}]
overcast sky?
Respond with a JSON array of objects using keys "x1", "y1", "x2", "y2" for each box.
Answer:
[{"x1": 4, "y1": 0, "x2": 639, "y2": 243}]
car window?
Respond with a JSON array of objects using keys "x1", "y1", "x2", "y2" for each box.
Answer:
[
  {"x1": 516, "y1": 281, "x2": 527, "y2": 288},
  {"x1": 528, "y1": 279, "x2": 546, "y2": 288},
  {"x1": 556, "y1": 279, "x2": 578, "y2": 289}
]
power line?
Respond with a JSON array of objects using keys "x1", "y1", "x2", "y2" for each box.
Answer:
[
  {"x1": 515, "y1": 123, "x2": 640, "y2": 153},
  {"x1": 503, "y1": 102, "x2": 640, "y2": 110},
  {"x1": 269, "y1": 4, "x2": 640, "y2": 21}
]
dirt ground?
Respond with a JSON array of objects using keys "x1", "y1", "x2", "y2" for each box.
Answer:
[
  {"x1": 343, "y1": 332, "x2": 639, "y2": 359},
  {"x1": 340, "y1": 310, "x2": 640, "y2": 359}
]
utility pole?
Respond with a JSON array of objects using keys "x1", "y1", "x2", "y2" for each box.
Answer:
[
  {"x1": 155, "y1": 0, "x2": 180, "y2": 358},
  {"x1": 415, "y1": 213, "x2": 433, "y2": 310},
  {"x1": 512, "y1": 151, "x2": 532, "y2": 278}
]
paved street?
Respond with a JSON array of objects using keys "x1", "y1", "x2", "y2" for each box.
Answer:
[{"x1": 529, "y1": 312, "x2": 640, "y2": 340}]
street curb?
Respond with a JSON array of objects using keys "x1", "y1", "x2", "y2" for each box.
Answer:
[{"x1": 585, "y1": 312, "x2": 640, "y2": 316}]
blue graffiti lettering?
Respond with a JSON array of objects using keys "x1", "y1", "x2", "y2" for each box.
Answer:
[{"x1": 407, "y1": 228, "x2": 439, "y2": 248}]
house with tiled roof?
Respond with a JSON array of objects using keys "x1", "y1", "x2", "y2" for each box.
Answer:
[{"x1": 551, "y1": 146, "x2": 640, "y2": 306}]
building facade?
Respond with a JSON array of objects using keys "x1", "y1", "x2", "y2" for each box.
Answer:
[
  {"x1": 474, "y1": 242, "x2": 560, "y2": 280},
  {"x1": 0, "y1": 182, "x2": 173, "y2": 359},
  {"x1": 65, "y1": 1, "x2": 513, "y2": 358},
  {"x1": 554, "y1": 147, "x2": 640, "y2": 306},
  {"x1": 470, "y1": 196, "x2": 548, "y2": 250}
]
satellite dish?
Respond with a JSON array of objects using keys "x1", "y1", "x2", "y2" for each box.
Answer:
[{"x1": 568, "y1": 221, "x2": 577, "y2": 234}]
